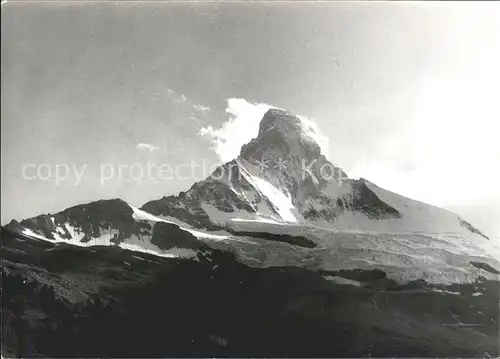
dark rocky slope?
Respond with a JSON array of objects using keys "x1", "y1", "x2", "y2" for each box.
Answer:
[
  {"x1": 2, "y1": 227, "x2": 498, "y2": 358},
  {"x1": 6, "y1": 199, "x2": 150, "y2": 244}
]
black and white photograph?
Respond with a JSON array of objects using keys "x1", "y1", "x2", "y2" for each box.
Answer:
[{"x1": 1, "y1": 1, "x2": 500, "y2": 358}]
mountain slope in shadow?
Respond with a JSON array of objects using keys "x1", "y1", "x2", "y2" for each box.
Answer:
[{"x1": 2, "y1": 227, "x2": 498, "y2": 358}]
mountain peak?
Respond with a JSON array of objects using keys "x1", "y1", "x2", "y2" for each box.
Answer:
[
  {"x1": 257, "y1": 109, "x2": 320, "y2": 148},
  {"x1": 240, "y1": 108, "x2": 321, "y2": 162},
  {"x1": 258, "y1": 108, "x2": 303, "y2": 137}
]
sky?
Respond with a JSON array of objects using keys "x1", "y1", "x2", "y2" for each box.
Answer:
[{"x1": 2, "y1": 2, "x2": 500, "y2": 237}]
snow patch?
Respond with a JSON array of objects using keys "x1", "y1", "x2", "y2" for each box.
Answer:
[
  {"x1": 130, "y1": 205, "x2": 166, "y2": 223},
  {"x1": 431, "y1": 289, "x2": 461, "y2": 296},
  {"x1": 231, "y1": 218, "x2": 285, "y2": 224},
  {"x1": 323, "y1": 276, "x2": 362, "y2": 287},
  {"x1": 119, "y1": 241, "x2": 177, "y2": 258},
  {"x1": 22, "y1": 228, "x2": 50, "y2": 241},
  {"x1": 247, "y1": 175, "x2": 297, "y2": 223},
  {"x1": 129, "y1": 203, "x2": 230, "y2": 241}
]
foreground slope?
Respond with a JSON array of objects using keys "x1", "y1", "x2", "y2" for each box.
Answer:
[{"x1": 2, "y1": 227, "x2": 498, "y2": 358}]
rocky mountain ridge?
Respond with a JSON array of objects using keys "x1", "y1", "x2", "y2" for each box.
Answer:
[{"x1": 5, "y1": 108, "x2": 490, "y2": 251}]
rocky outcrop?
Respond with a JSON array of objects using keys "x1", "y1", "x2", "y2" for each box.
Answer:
[
  {"x1": 459, "y1": 218, "x2": 490, "y2": 240},
  {"x1": 151, "y1": 222, "x2": 207, "y2": 251},
  {"x1": 11, "y1": 199, "x2": 147, "y2": 244}
]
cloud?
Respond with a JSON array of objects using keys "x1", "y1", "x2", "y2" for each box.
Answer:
[
  {"x1": 199, "y1": 98, "x2": 330, "y2": 163},
  {"x1": 296, "y1": 115, "x2": 330, "y2": 158},
  {"x1": 166, "y1": 88, "x2": 188, "y2": 104},
  {"x1": 189, "y1": 116, "x2": 201, "y2": 124},
  {"x1": 193, "y1": 104, "x2": 211, "y2": 113},
  {"x1": 165, "y1": 89, "x2": 210, "y2": 121},
  {"x1": 174, "y1": 94, "x2": 187, "y2": 104},
  {"x1": 136, "y1": 143, "x2": 160, "y2": 151},
  {"x1": 199, "y1": 99, "x2": 272, "y2": 162}
]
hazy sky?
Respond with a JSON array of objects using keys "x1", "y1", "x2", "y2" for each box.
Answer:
[{"x1": 2, "y1": 2, "x2": 499, "y2": 236}]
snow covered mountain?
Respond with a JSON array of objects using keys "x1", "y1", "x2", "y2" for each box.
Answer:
[
  {"x1": 142, "y1": 108, "x2": 489, "y2": 240},
  {"x1": 4, "y1": 199, "x2": 224, "y2": 259},
  {"x1": 3, "y1": 107, "x2": 498, "y2": 287},
  {"x1": 5, "y1": 108, "x2": 491, "y2": 265}
]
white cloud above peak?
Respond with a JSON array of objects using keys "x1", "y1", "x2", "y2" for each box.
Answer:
[{"x1": 199, "y1": 98, "x2": 330, "y2": 163}]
